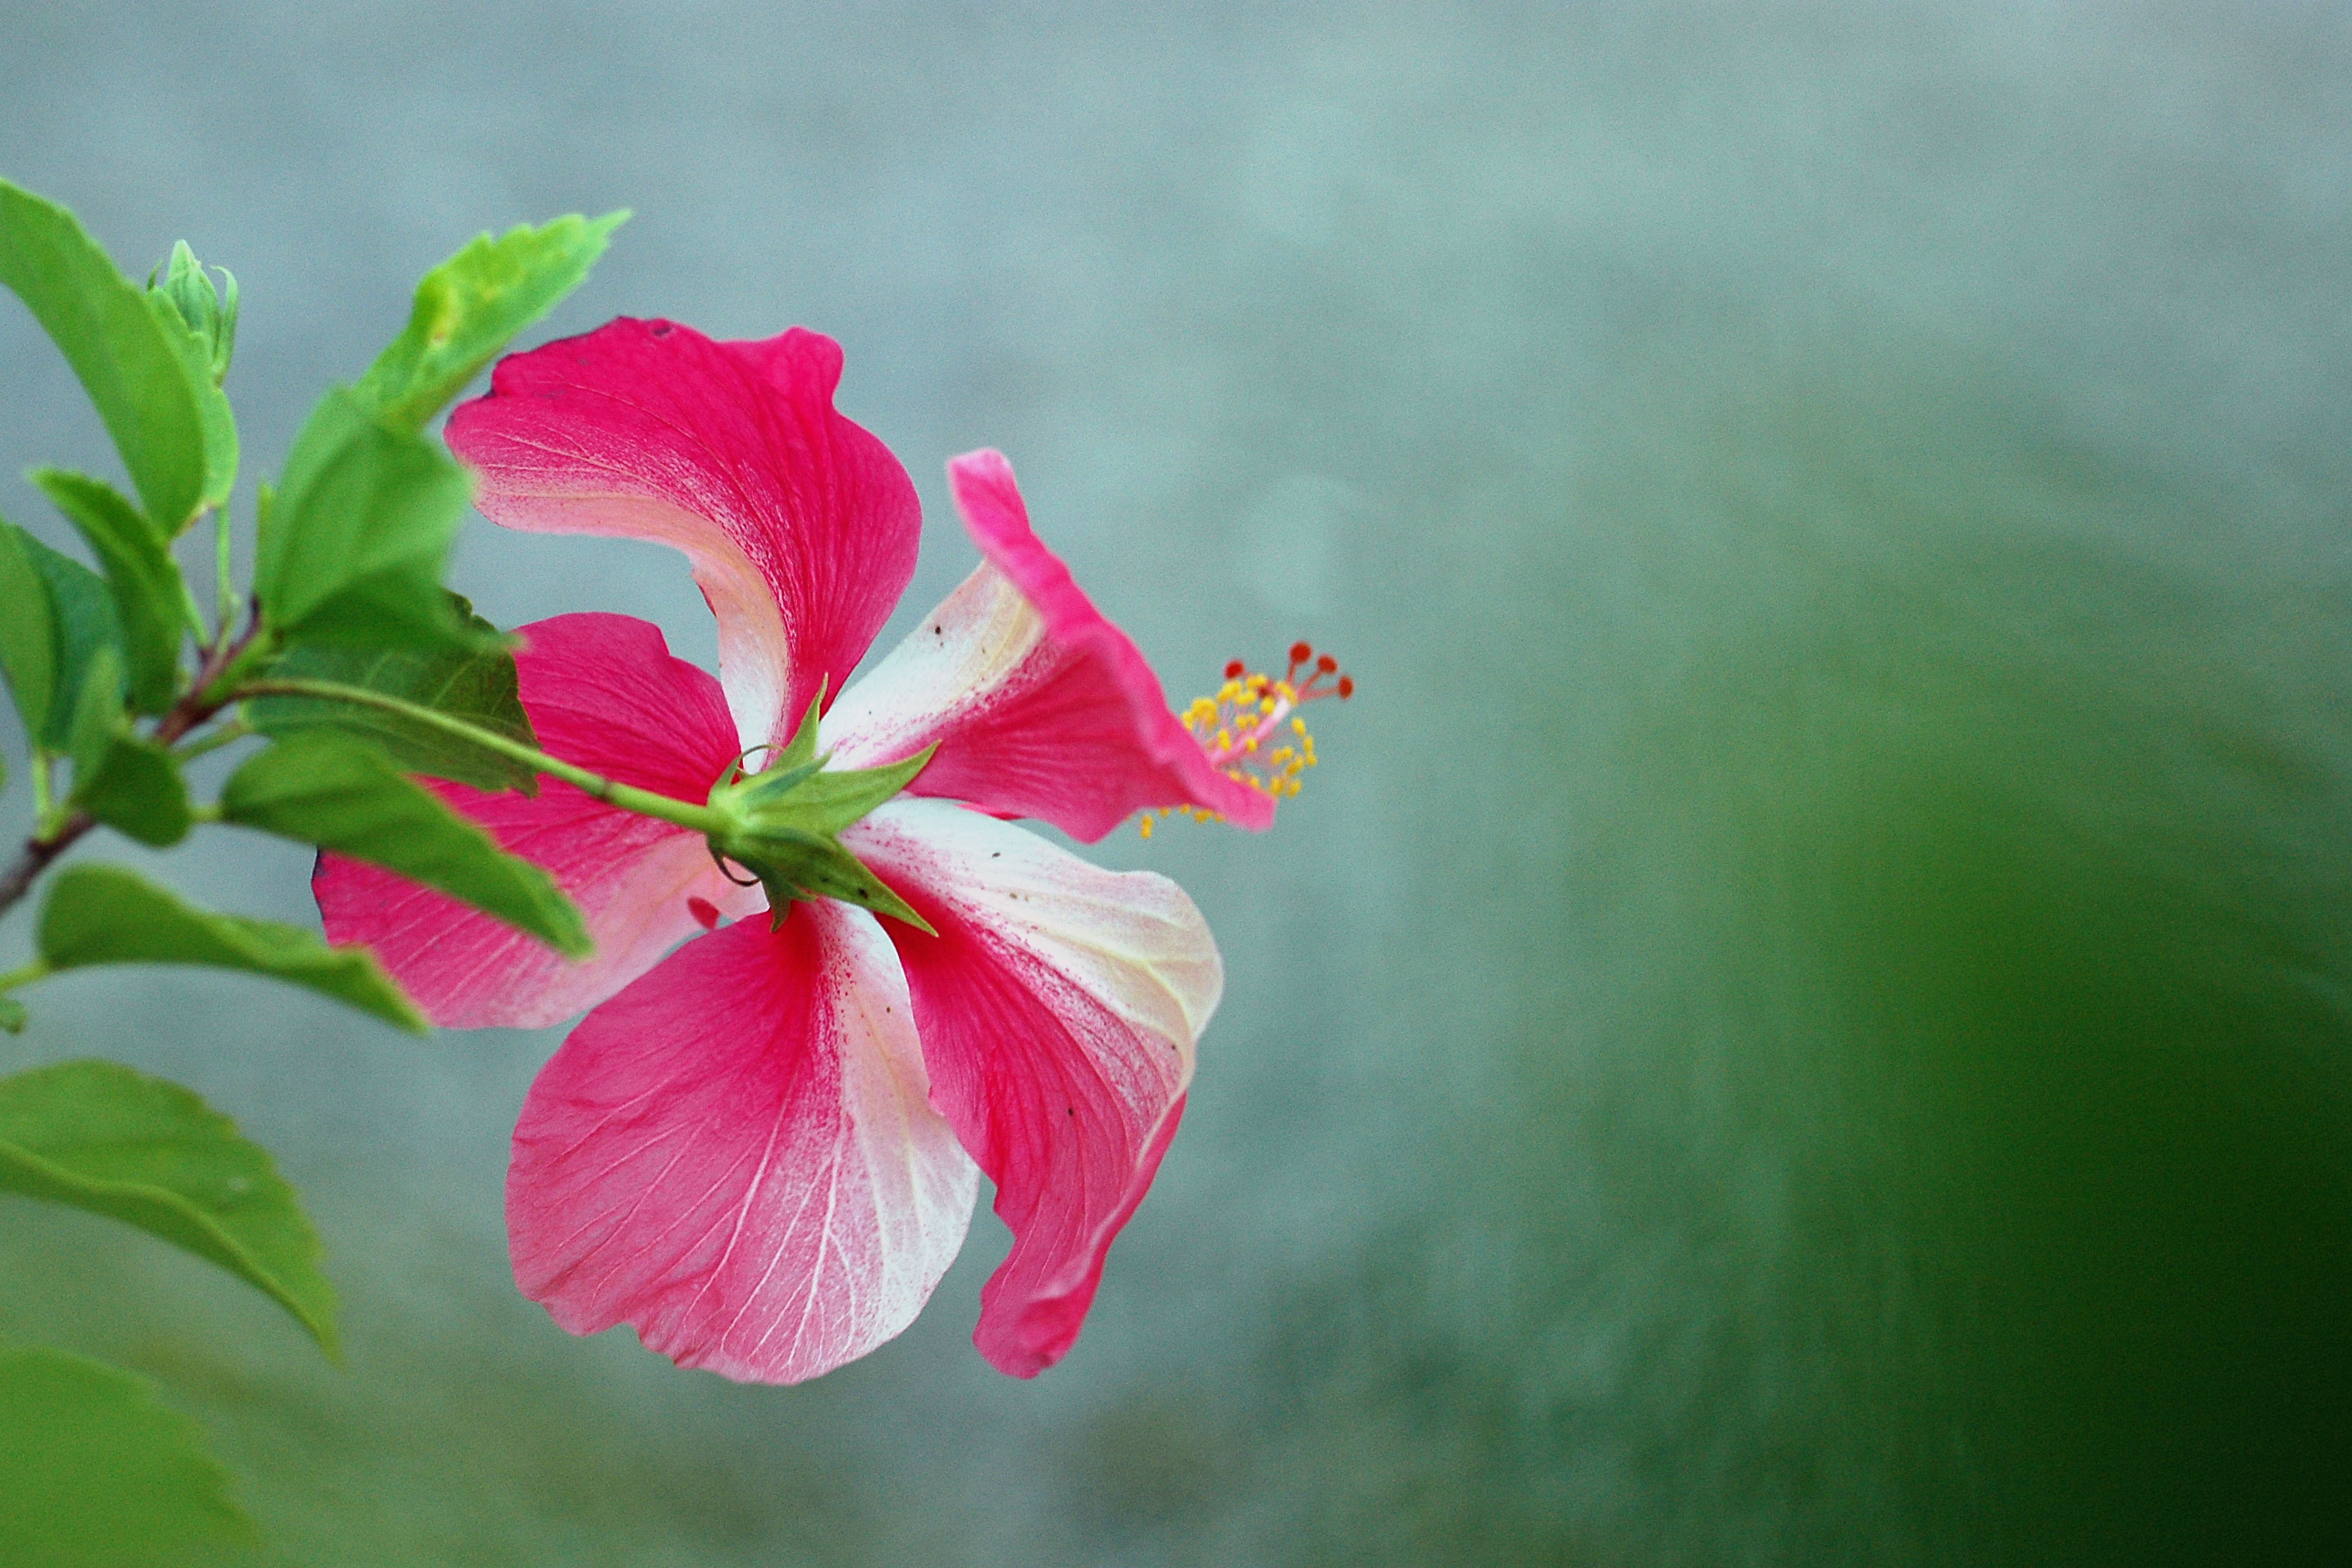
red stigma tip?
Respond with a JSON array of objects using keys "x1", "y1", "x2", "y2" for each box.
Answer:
[
  {"x1": 1316, "y1": 653, "x2": 1338, "y2": 673},
  {"x1": 1337, "y1": 675, "x2": 1355, "y2": 699},
  {"x1": 1289, "y1": 640, "x2": 1313, "y2": 665},
  {"x1": 1224, "y1": 659, "x2": 1246, "y2": 679}
]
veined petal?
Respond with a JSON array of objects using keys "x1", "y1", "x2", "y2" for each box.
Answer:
[
  {"x1": 445, "y1": 320, "x2": 921, "y2": 748},
  {"x1": 845, "y1": 797, "x2": 1222, "y2": 1377},
  {"x1": 820, "y1": 449, "x2": 1273, "y2": 842},
  {"x1": 508, "y1": 900, "x2": 979, "y2": 1385},
  {"x1": 316, "y1": 613, "x2": 754, "y2": 1029}
]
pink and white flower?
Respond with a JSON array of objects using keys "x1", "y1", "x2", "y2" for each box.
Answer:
[{"x1": 316, "y1": 318, "x2": 1277, "y2": 1381}]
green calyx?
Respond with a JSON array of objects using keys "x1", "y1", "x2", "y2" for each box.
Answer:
[
  {"x1": 149, "y1": 241, "x2": 239, "y2": 387},
  {"x1": 701, "y1": 687, "x2": 937, "y2": 935}
]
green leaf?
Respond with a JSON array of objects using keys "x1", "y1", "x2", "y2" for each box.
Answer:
[
  {"x1": 57, "y1": 643, "x2": 190, "y2": 848},
  {"x1": 64, "y1": 643, "x2": 126, "y2": 784},
  {"x1": 38, "y1": 864, "x2": 427, "y2": 1034},
  {"x1": 0, "y1": 180, "x2": 220, "y2": 530},
  {"x1": 142, "y1": 291, "x2": 237, "y2": 517},
  {"x1": 0, "y1": 998, "x2": 24, "y2": 1035},
  {"x1": 0, "y1": 1345, "x2": 257, "y2": 1566},
  {"x1": 354, "y1": 211, "x2": 628, "y2": 433},
  {"x1": 244, "y1": 592, "x2": 540, "y2": 791},
  {"x1": 75, "y1": 737, "x2": 193, "y2": 848},
  {"x1": 0, "y1": 1060, "x2": 338, "y2": 1354},
  {"x1": 253, "y1": 387, "x2": 479, "y2": 653},
  {"x1": 30, "y1": 469, "x2": 185, "y2": 714},
  {"x1": 11, "y1": 526, "x2": 123, "y2": 750},
  {"x1": 221, "y1": 734, "x2": 589, "y2": 956},
  {"x1": 0, "y1": 519, "x2": 57, "y2": 741}
]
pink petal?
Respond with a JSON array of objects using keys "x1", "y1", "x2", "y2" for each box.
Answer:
[
  {"x1": 444, "y1": 319, "x2": 921, "y2": 748},
  {"x1": 844, "y1": 798, "x2": 1222, "y2": 1376},
  {"x1": 820, "y1": 449, "x2": 1274, "y2": 842},
  {"x1": 316, "y1": 613, "x2": 754, "y2": 1029},
  {"x1": 508, "y1": 899, "x2": 978, "y2": 1384}
]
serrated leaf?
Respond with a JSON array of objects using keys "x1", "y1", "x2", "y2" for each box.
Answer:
[
  {"x1": 0, "y1": 1345, "x2": 258, "y2": 1566},
  {"x1": 0, "y1": 1060, "x2": 338, "y2": 1354},
  {"x1": 0, "y1": 180, "x2": 219, "y2": 530},
  {"x1": 253, "y1": 387, "x2": 480, "y2": 653},
  {"x1": 0, "y1": 519, "x2": 57, "y2": 741},
  {"x1": 12, "y1": 526, "x2": 122, "y2": 750},
  {"x1": 38, "y1": 864, "x2": 426, "y2": 1034},
  {"x1": 221, "y1": 734, "x2": 588, "y2": 956},
  {"x1": 354, "y1": 211, "x2": 628, "y2": 433},
  {"x1": 30, "y1": 469, "x2": 185, "y2": 713},
  {"x1": 244, "y1": 592, "x2": 539, "y2": 791}
]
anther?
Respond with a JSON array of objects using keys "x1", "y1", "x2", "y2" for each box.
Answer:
[{"x1": 1148, "y1": 641, "x2": 1355, "y2": 833}]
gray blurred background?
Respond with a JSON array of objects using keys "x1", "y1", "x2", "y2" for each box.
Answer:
[{"x1": 5, "y1": 2, "x2": 2352, "y2": 1562}]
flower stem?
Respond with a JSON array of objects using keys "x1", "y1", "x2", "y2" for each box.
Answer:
[
  {"x1": 173, "y1": 717, "x2": 252, "y2": 762},
  {"x1": 27, "y1": 748, "x2": 52, "y2": 820},
  {"x1": 0, "y1": 618, "x2": 259, "y2": 928},
  {"x1": 0, "y1": 813, "x2": 90, "y2": 924},
  {"x1": 229, "y1": 677, "x2": 727, "y2": 836},
  {"x1": 213, "y1": 504, "x2": 240, "y2": 646},
  {"x1": 0, "y1": 958, "x2": 52, "y2": 995}
]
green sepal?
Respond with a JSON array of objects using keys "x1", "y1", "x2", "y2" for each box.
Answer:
[
  {"x1": 354, "y1": 211, "x2": 629, "y2": 433},
  {"x1": 221, "y1": 733, "x2": 590, "y2": 957},
  {"x1": 722, "y1": 685, "x2": 830, "y2": 806},
  {"x1": 0, "y1": 1345, "x2": 258, "y2": 1566},
  {"x1": 711, "y1": 683, "x2": 933, "y2": 836},
  {"x1": 701, "y1": 685, "x2": 937, "y2": 932},
  {"x1": 0, "y1": 519, "x2": 57, "y2": 740},
  {"x1": 0, "y1": 179, "x2": 220, "y2": 530},
  {"x1": 746, "y1": 745, "x2": 935, "y2": 838},
  {"x1": 149, "y1": 239, "x2": 238, "y2": 385},
  {"x1": 37, "y1": 864, "x2": 428, "y2": 1033},
  {"x1": 253, "y1": 385, "x2": 483, "y2": 653},
  {"x1": 773, "y1": 679, "x2": 827, "y2": 771},
  {"x1": 0, "y1": 1059, "x2": 340, "y2": 1355},
  {"x1": 720, "y1": 825, "x2": 934, "y2": 935},
  {"x1": 11, "y1": 525, "x2": 123, "y2": 750},
  {"x1": 30, "y1": 468, "x2": 185, "y2": 713},
  {"x1": 243, "y1": 592, "x2": 540, "y2": 792}
]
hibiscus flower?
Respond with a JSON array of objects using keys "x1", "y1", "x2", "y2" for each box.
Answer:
[{"x1": 316, "y1": 319, "x2": 1335, "y2": 1383}]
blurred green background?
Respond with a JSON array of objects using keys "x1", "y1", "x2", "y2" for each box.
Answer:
[{"x1": 5, "y1": 2, "x2": 2352, "y2": 1562}]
